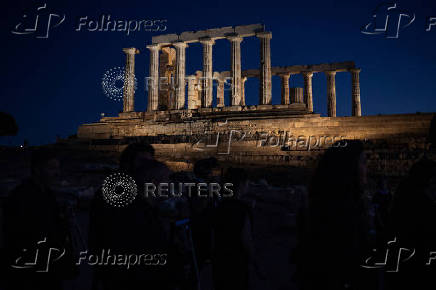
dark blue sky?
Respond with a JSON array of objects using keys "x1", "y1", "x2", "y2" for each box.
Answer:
[{"x1": 1, "y1": 0, "x2": 436, "y2": 145}]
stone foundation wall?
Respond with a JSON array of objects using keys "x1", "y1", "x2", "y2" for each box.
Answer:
[{"x1": 77, "y1": 113, "x2": 435, "y2": 177}]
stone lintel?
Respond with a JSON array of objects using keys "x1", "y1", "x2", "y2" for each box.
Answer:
[
  {"x1": 152, "y1": 24, "x2": 264, "y2": 44},
  {"x1": 273, "y1": 61, "x2": 355, "y2": 74},
  {"x1": 234, "y1": 61, "x2": 356, "y2": 78}
]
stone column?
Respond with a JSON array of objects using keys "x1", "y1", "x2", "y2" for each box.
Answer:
[
  {"x1": 122, "y1": 47, "x2": 139, "y2": 112},
  {"x1": 302, "y1": 71, "x2": 314, "y2": 112},
  {"x1": 146, "y1": 44, "x2": 159, "y2": 112},
  {"x1": 217, "y1": 79, "x2": 225, "y2": 107},
  {"x1": 290, "y1": 88, "x2": 304, "y2": 103},
  {"x1": 200, "y1": 37, "x2": 215, "y2": 108},
  {"x1": 257, "y1": 32, "x2": 272, "y2": 105},
  {"x1": 325, "y1": 71, "x2": 337, "y2": 117},
  {"x1": 227, "y1": 35, "x2": 243, "y2": 106},
  {"x1": 158, "y1": 47, "x2": 176, "y2": 111},
  {"x1": 173, "y1": 41, "x2": 187, "y2": 110},
  {"x1": 241, "y1": 77, "x2": 247, "y2": 106},
  {"x1": 280, "y1": 73, "x2": 290, "y2": 105},
  {"x1": 350, "y1": 68, "x2": 362, "y2": 116},
  {"x1": 187, "y1": 76, "x2": 197, "y2": 110}
]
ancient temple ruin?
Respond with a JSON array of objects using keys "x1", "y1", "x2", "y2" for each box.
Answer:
[
  {"x1": 77, "y1": 24, "x2": 434, "y2": 175},
  {"x1": 120, "y1": 24, "x2": 361, "y2": 119}
]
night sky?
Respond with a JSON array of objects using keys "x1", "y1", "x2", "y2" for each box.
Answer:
[{"x1": 1, "y1": 0, "x2": 436, "y2": 145}]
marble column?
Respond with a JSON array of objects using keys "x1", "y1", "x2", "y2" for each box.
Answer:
[
  {"x1": 241, "y1": 77, "x2": 247, "y2": 106},
  {"x1": 227, "y1": 35, "x2": 243, "y2": 106},
  {"x1": 187, "y1": 75, "x2": 197, "y2": 110},
  {"x1": 146, "y1": 44, "x2": 159, "y2": 112},
  {"x1": 350, "y1": 68, "x2": 362, "y2": 116},
  {"x1": 200, "y1": 37, "x2": 215, "y2": 108},
  {"x1": 280, "y1": 73, "x2": 290, "y2": 105},
  {"x1": 302, "y1": 71, "x2": 314, "y2": 112},
  {"x1": 217, "y1": 79, "x2": 225, "y2": 107},
  {"x1": 122, "y1": 47, "x2": 139, "y2": 112},
  {"x1": 257, "y1": 32, "x2": 272, "y2": 105},
  {"x1": 325, "y1": 71, "x2": 337, "y2": 117},
  {"x1": 290, "y1": 88, "x2": 304, "y2": 103},
  {"x1": 173, "y1": 41, "x2": 187, "y2": 110}
]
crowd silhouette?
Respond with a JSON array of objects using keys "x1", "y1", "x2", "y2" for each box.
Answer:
[{"x1": 1, "y1": 140, "x2": 436, "y2": 290}]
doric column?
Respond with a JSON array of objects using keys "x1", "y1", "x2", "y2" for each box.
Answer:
[
  {"x1": 350, "y1": 68, "x2": 362, "y2": 116},
  {"x1": 217, "y1": 79, "x2": 225, "y2": 107},
  {"x1": 290, "y1": 88, "x2": 304, "y2": 103},
  {"x1": 257, "y1": 31, "x2": 272, "y2": 105},
  {"x1": 227, "y1": 35, "x2": 243, "y2": 106},
  {"x1": 241, "y1": 77, "x2": 247, "y2": 106},
  {"x1": 200, "y1": 37, "x2": 215, "y2": 108},
  {"x1": 187, "y1": 75, "x2": 197, "y2": 110},
  {"x1": 302, "y1": 71, "x2": 314, "y2": 112},
  {"x1": 280, "y1": 73, "x2": 290, "y2": 105},
  {"x1": 158, "y1": 47, "x2": 176, "y2": 111},
  {"x1": 146, "y1": 44, "x2": 159, "y2": 112},
  {"x1": 122, "y1": 47, "x2": 139, "y2": 112},
  {"x1": 325, "y1": 70, "x2": 337, "y2": 117},
  {"x1": 173, "y1": 41, "x2": 187, "y2": 110}
]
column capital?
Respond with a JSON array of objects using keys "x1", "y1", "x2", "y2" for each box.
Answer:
[
  {"x1": 256, "y1": 31, "x2": 272, "y2": 39},
  {"x1": 302, "y1": 71, "x2": 314, "y2": 78},
  {"x1": 146, "y1": 43, "x2": 161, "y2": 51},
  {"x1": 172, "y1": 41, "x2": 188, "y2": 49},
  {"x1": 123, "y1": 47, "x2": 140, "y2": 54},
  {"x1": 227, "y1": 34, "x2": 243, "y2": 43},
  {"x1": 325, "y1": 70, "x2": 337, "y2": 76},
  {"x1": 199, "y1": 37, "x2": 215, "y2": 45},
  {"x1": 349, "y1": 68, "x2": 361, "y2": 73},
  {"x1": 278, "y1": 73, "x2": 291, "y2": 78}
]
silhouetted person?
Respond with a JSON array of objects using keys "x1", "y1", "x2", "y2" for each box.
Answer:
[
  {"x1": 297, "y1": 140, "x2": 373, "y2": 290},
  {"x1": 386, "y1": 158, "x2": 436, "y2": 290},
  {"x1": 372, "y1": 177, "x2": 392, "y2": 249},
  {"x1": 190, "y1": 157, "x2": 219, "y2": 270},
  {"x1": 119, "y1": 142, "x2": 155, "y2": 171},
  {"x1": 212, "y1": 167, "x2": 262, "y2": 290},
  {"x1": 88, "y1": 144, "x2": 172, "y2": 290},
  {"x1": 4, "y1": 148, "x2": 75, "y2": 290}
]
